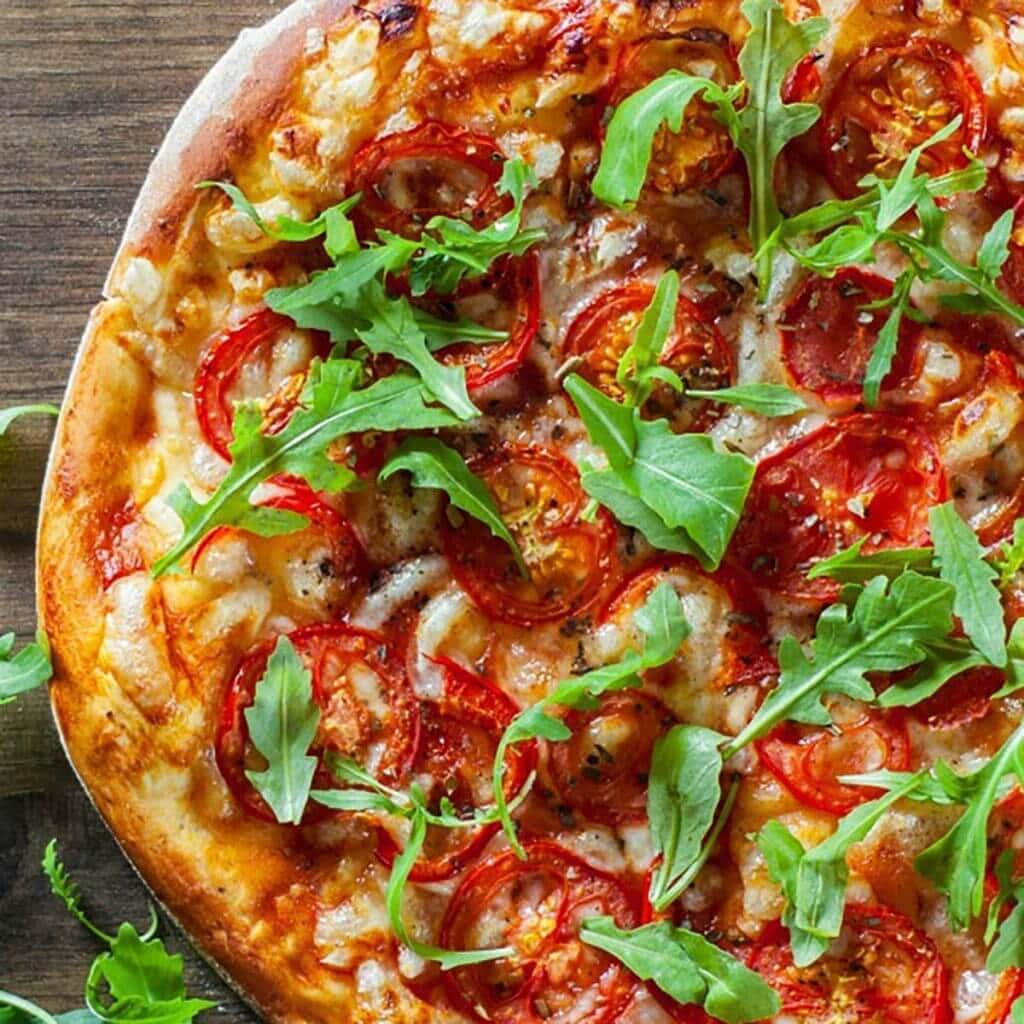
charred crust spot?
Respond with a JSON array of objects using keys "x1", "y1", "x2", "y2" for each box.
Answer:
[{"x1": 355, "y1": 1, "x2": 419, "y2": 42}]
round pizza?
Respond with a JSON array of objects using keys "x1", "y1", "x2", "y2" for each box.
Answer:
[{"x1": 34, "y1": 0, "x2": 1024, "y2": 1022}]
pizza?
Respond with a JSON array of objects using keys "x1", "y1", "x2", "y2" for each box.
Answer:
[{"x1": 33, "y1": 0, "x2": 1024, "y2": 1022}]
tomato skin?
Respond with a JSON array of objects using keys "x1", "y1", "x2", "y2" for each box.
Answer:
[
  {"x1": 442, "y1": 444, "x2": 618, "y2": 627},
  {"x1": 983, "y1": 969, "x2": 1024, "y2": 1024},
  {"x1": 756, "y1": 713, "x2": 911, "y2": 816},
  {"x1": 93, "y1": 496, "x2": 145, "y2": 588},
  {"x1": 194, "y1": 309, "x2": 330, "y2": 461},
  {"x1": 747, "y1": 907, "x2": 952, "y2": 1024},
  {"x1": 564, "y1": 280, "x2": 735, "y2": 431},
  {"x1": 440, "y1": 839, "x2": 639, "y2": 1024},
  {"x1": 436, "y1": 253, "x2": 541, "y2": 391},
  {"x1": 348, "y1": 120, "x2": 508, "y2": 236},
  {"x1": 907, "y1": 665, "x2": 1004, "y2": 730},
  {"x1": 547, "y1": 691, "x2": 675, "y2": 827},
  {"x1": 732, "y1": 413, "x2": 947, "y2": 601},
  {"x1": 822, "y1": 38, "x2": 987, "y2": 199},
  {"x1": 601, "y1": 556, "x2": 776, "y2": 690},
  {"x1": 779, "y1": 269, "x2": 920, "y2": 405},
  {"x1": 215, "y1": 623, "x2": 420, "y2": 824},
  {"x1": 375, "y1": 656, "x2": 536, "y2": 882}
]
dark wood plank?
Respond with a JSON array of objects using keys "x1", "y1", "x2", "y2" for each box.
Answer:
[{"x1": 0, "y1": 3, "x2": 296, "y2": 1017}]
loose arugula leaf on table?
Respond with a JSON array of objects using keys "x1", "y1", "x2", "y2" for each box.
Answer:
[
  {"x1": 43, "y1": 839, "x2": 114, "y2": 944},
  {"x1": 379, "y1": 437, "x2": 527, "y2": 575},
  {"x1": 930, "y1": 502, "x2": 1007, "y2": 667},
  {"x1": 647, "y1": 725, "x2": 729, "y2": 912},
  {"x1": 0, "y1": 994, "x2": 95, "y2": 1024},
  {"x1": 806, "y1": 538, "x2": 937, "y2": 584},
  {"x1": 758, "y1": 772, "x2": 925, "y2": 966},
  {"x1": 916, "y1": 720, "x2": 1024, "y2": 930},
  {"x1": 243, "y1": 636, "x2": 321, "y2": 826},
  {"x1": 721, "y1": 572, "x2": 956, "y2": 759},
  {"x1": 152, "y1": 360, "x2": 461, "y2": 576},
  {"x1": 996, "y1": 519, "x2": 1024, "y2": 586},
  {"x1": 0, "y1": 630, "x2": 53, "y2": 706},
  {"x1": 492, "y1": 582, "x2": 690, "y2": 856},
  {"x1": 580, "y1": 917, "x2": 779, "y2": 1024},
  {"x1": 0, "y1": 404, "x2": 60, "y2": 434}
]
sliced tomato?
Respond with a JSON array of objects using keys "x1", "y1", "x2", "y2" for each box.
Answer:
[
  {"x1": 442, "y1": 444, "x2": 618, "y2": 626},
  {"x1": 756, "y1": 712, "x2": 911, "y2": 816},
  {"x1": 547, "y1": 691, "x2": 674, "y2": 827},
  {"x1": 822, "y1": 38, "x2": 986, "y2": 198},
  {"x1": 731, "y1": 413, "x2": 946, "y2": 600},
  {"x1": 779, "y1": 269, "x2": 920, "y2": 405},
  {"x1": 93, "y1": 496, "x2": 145, "y2": 588},
  {"x1": 564, "y1": 281, "x2": 735, "y2": 431},
  {"x1": 440, "y1": 840, "x2": 638, "y2": 1024},
  {"x1": 194, "y1": 309, "x2": 331, "y2": 460},
  {"x1": 999, "y1": 198, "x2": 1024, "y2": 305},
  {"x1": 608, "y1": 31, "x2": 738, "y2": 194},
  {"x1": 783, "y1": 53, "x2": 824, "y2": 104},
  {"x1": 431, "y1": 253, "x2": 541, "y2": 390},
  {"x1": 348, "y1": 121, "x2": 509, "y2": 236},
  {"x1": 216, "y1": 623, "x2": 419, "y2": 824},
  {"x1": 601, "y1": 556, "x2": 776, "y2": 690},
  {"x1": 376, "y1": 657, "x2": 536, "y2": 882},
  {"x1": 983, "y1": 970, "x2": 1024, "y2": 1024},
  {"x1": 746, "y1": 907, "x2": 951, "y2": 1024},
  {"x1": 907, "y1": 665, "x2": 1004, "y2": 729}
]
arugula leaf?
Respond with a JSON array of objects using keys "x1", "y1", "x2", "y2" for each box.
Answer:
[
  {"x1": 617, "y1": 270, "x2": 682, "y2": 408},
  {"x1": 564, "y1": 376, "x2": 637, "y2": 479},
  {"x1": 1014, "y1": 998, "x2": 1024, "y2": 1024},
  {"x1": 916, "y1": 720, "x2": 1024, "y2": 929},
  {"x1": 0, "y1": 630, "x2": 52, "y2": 706},
  {"x1": 978, "y1": 208, "x2": 1015, "y2": 280},
  {"x1": 0, "y1": 994, "x2": 93, "y2": 1024},
  {"x1": 994, "y1": 620, "x2": 1024, "y2": 698},
  {"x1": 647, "y1": 726, "x2": 726, "y2": 912},
  {"x1": 806, "y1": 538, "x2": 936, "y2": 584},
  {"x1": 42, "y1": 840, "x2": 114, "y2": 944},
  {"x1": 996, "y1": 519, "x2": 1024, "y2": 586},
  {"x1": 0, "y1": 404, "x2": 59, "y2": 434},
  {"x1": 386, "y1": 809, "x2": 512, "y2": 968},
  {"x1": 492, "y1": 582, "x2": 690, "y2": 855},
  {"x1": 379, "y1": 437, "x2": 526, "y2": 574},
  {"x1": 875, "y1": 635, "x2": 990, "y2": 708},
  {"x1": 839, "y1": 764, "x2": 978, "y2": 805},
  {"x1": 930, "y1": 502, "x2": 1006, "y2": 667},
  {"x1": 759, "y1": 773, "x2": 924, "y2": 966},
  {"x1": 985, "y1": 851, "x2": 1024, "y2": 972},
  {"x1": 686, "y1": 383, "x2": 806, "y2": 417},
  {"x1": 863, "y1": 270, "x2": 914, "y2": 408},
  {"x1": 722, "y1": 572, "x2": 956, "y2": 758},
  {"x1": 579, "y1": 918, "x2": 779, "y2": 1024},
  {"x1": 152, "y1": 361, "x2": 460, "y2": 576},
  {"x1": 198, "y1": 181, "x2": 360, "y2": 247},
  {"x1": 243, "y1": 636, "x2": 321, "y2": 826}
]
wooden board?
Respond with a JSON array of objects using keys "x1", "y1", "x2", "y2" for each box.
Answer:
[{"x1": 0, "y1": 3, "x2": 296, "y2": 1017}]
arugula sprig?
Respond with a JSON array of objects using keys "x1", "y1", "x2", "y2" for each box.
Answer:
[
  {"x1": 985, "y1": 851, "x2": 1024, "y2": 974},
  {"x1": 492, "y1": 581, "x2": 690, "y2": 857},
  {"x1": 0, "y1": 404, "x2": 60, "y2": 434},
  {"x1": 593, "y1": 0, "x2": 827, "y2": 296},
  {"x1": 0, "y1": 630, "x2": 52, "y2": 706},
  {"x1": 996, "y1": 519, "x2": 1024, "y2": 586}
]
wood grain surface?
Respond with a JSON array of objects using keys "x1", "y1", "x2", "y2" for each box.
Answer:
[{"x1": 0, "y1": 3, "x2": 294, "y2": 1018}]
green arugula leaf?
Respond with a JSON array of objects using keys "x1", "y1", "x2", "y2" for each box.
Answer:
[
  {"x1": 863, "y1": 269, "x2": 914, "y2": 408},
  {"x1": 916, "y1": 720, "x2": 1024, "y2": 929},
  {"x1": 579, "y1": 918, "x2": 779, "y2": 1024},
  {"x1": 617, "y1": 270, "x2": 682, "y2": 408},
  {"x1": 243, "y1": 636, "x2": 321, "y2": 826},
  {"x1": 875, "y1": 635, "x2": 990, "y2": 708},
  {"x1": 0, "y1": 404, "x2": 59, "y2": 435},
  {"x1": 42, "y1": 840, "x2": 114, "y2": 944},
  {"x1": 1014, "y1": 998, "x2": 1024, "y2": 1024},
  {"x1": 985, "y1": 851, "x2": 1024, "y2": 972},
  {"x1": 564, "y1": 377, "x2": 637, "y2": 479},
  {"x1": 647, "y1": 726, "x2": 726, "y2": 912},
  {"x1": 0, "y1": 630, "x2": 53, "y2": 706},
  {"x1": 386, "y1": 809, "x2": 512, "y2": 968},
  {"x1": 994, "y1": 621, "x2": 1024, "y2": 698},
  {"x1": 198, "y1": 181, "x2": 361, "y2": 248},
  {"x1": 996, "y1": 519, "x2": 1024, "y2": 586},
  {"x1": 838, "y1": 764, "x2": 978, "y2": 805},
  {"x1": 977, "y1": 208, "x2": 1015, "y2": 281},
  {"x1": 758, "y1": 772, "x2": 924, "y2": 966},
  {"x1": 805, "y1": 538, "x2": 936, "y2": 584},
  {"x1": 686, "y1": 383, "x2": 806, "y2": 417},
  {"x1": 0, "y1": 994, "x2": 94, "y2": 1024},
  {"x1": 930, "y1": 502, "x2": 1006, "y2": 667},
  {"x1": 152, "y1": 361, "x2": 460, "y2": 575},
  {"x1": 492, "y1": 582, "x2": 690, "y2": 855},
  {"x1": 379, "y1": 437, "x2": 526, "y2": 574},
  {"x1": 723, "y1": 572, "x2": 956, "y2": 758}
]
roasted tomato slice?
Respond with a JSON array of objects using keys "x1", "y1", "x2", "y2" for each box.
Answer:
[
  {"x1": 348, "y1": 120, "x2": 509, "y2": 236},
  {"x1": 756, "y1": 712, "x2": 911, "y2": 816},
  {"x1": 440, "y1": 840, "x2": 638, "y2": 1024},
  {"x1": 779, "y1": 269, "x2": 920, "y2": 405},
  {"x1": 907, "y1": 665, "x2": 1004, "y2": 729},
  {"x1": 564, "y1": 281, "x2": 735, "y2": 431},
  {"x1": 376, "y1": 657, "x2": 536, "y2": 882},
  {"x1": 1000, "y1": 199, "x2": 1024, "y2": 305},
  {"x1": 547, "y1": 691, "x2": 675, "y2": 827},
  {"x1": 822, "y1": 38, "x2": 986, "y2": 198},
  {"x1": 601, "y1": 556, "x2": 775, "y2": 690},
  {"x1": 442, "y1": 445, "x2": 617, "y2": 626},
  {"x1": 732, "y1": 413, "x2": 946, "y2": 600},
  {"x1": 194, "y1": 309, "x2": 331, "y2": 461},
  {"x1": 747, "y1": 907, "x2": 951, "y2": 1024},
  {"x1": 982, "y1": 970, "x2": 1024, "y2": 1024},
  {"x1": 430, "y1": 253, "x2": 541, "y2": 390},
  {"x1": 608, "y1": 31, "x2": 739, "y2": 194},
  {"x1": 216, "y1": 623, "x2": 419, "y2": 824}
]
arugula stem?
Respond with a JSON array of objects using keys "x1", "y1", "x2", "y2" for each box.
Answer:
[{"x1": 0, "y1": 992, "x2": 59, "y2": 1024}]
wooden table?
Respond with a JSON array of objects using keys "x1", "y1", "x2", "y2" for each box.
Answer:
[{"x1": 0, "y1": 4, "x2": 294, "y2": 1017}]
